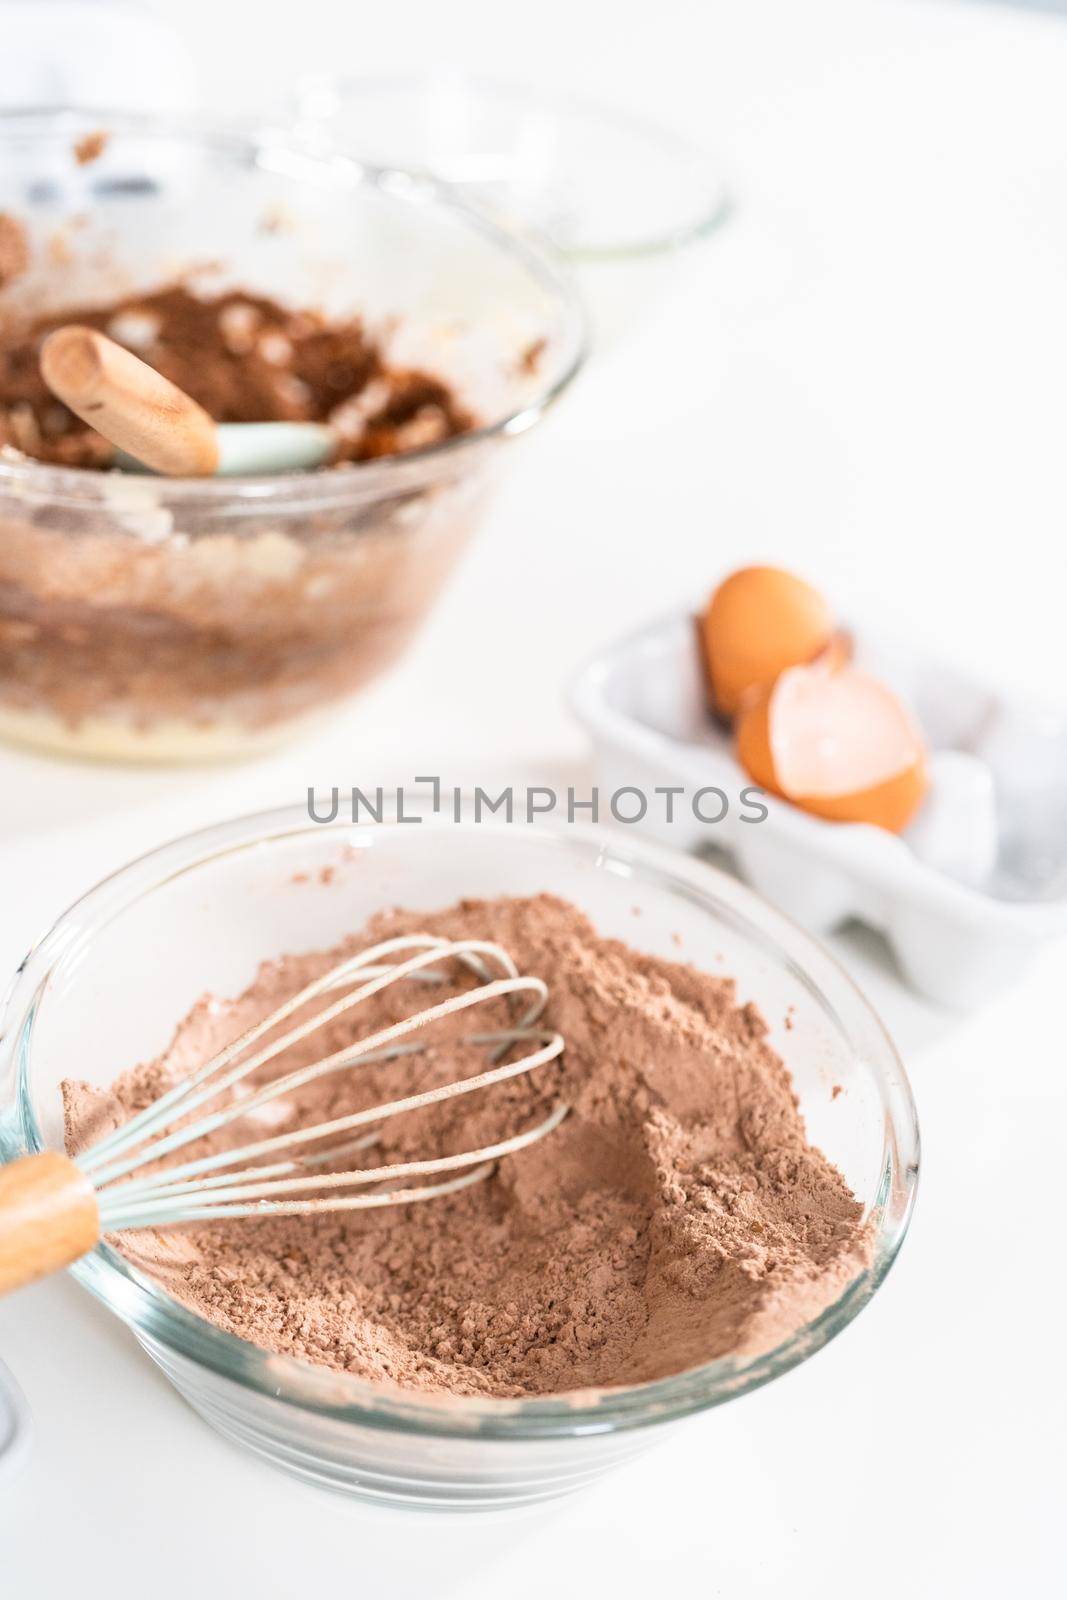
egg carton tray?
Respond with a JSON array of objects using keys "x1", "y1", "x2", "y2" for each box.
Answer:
[{"x1": 570, "y1": 613, "x2": 1067, "y2": 1008}]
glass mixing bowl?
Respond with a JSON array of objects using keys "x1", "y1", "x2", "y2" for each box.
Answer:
[
  {"x1": 0, "y1": 110, "x2": 585, "y2": 763},
  {"x1": 291, "y1": 74, "x2": 733, "y2": 344},
  {"x1": 0, "y1": 806, "x2": 918, "y2": 1509}
]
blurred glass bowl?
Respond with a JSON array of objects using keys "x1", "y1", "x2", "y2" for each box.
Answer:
[
  {"x1": 292, "y1": 74, "x2": 733, "y2": 342},
  {"x1": 0, "y1": 109, "x2": 585, "y2": 763}
]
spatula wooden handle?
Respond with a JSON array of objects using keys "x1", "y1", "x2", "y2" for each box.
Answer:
[
  {"x1": 40, "y1": 324, "x2": 220, "y2": 477},
  {"x1": 0, "y1": 1152, "x2": 100, "y2": 1296}
]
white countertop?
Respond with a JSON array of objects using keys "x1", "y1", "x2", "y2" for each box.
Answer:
[{"x1": 1, "y1": 1, "x2": 1064, "y2": 1594}]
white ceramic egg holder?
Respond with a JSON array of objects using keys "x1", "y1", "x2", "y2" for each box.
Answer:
[{"x1": 571, "y1": 613, "x2": 1067, "y2": 1008}]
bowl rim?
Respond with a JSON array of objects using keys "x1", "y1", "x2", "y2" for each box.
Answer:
[
  {"x1": 292, "y1": 70, "x2": 735, "y2": 263},
  {"x1": 0, "y1": 804, "x2": 920, "y2": 1442},
  {"x1": 0, "y1": 106, "x2": 588, "y2": 508}
]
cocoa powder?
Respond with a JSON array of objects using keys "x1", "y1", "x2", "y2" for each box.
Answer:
[{"x1": 63, "y1": 895, "x2": 872, "y2": 1398}]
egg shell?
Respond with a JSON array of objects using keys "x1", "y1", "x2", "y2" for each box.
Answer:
[
  {"x1": 736, "y1": 667, "x2": 929, "y2": 835},
  {"x1": 701, "y1": 566, "x2": 835, "y2": 719}
]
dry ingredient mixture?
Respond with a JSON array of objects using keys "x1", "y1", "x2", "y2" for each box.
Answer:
[
  {"x1": 0, "y1": 281, "x2": 475, "y2": 468},
  {"x1": 62, "y1": 894, "x2": 871, "y2": 1399}
]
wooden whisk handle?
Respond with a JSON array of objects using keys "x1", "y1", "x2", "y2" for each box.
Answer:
[
  {"x1": 0, "y1": 1152, "x2": 100, "y2": 1296},
  {"x1": 40, "y1": 325, "x2": 221, "y2": 477}
]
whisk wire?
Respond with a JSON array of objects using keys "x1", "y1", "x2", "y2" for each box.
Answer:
[
  {"x1": 98, "y1": 1103, "x2": 569, "y2": 1230},
  {"x1": 80, "y1": 936, "x2": 508, "y2": 1173},
  {"x1": 104, "y1": 1162, "x2": 499, "y2": 1228},
  {"x1": 80, "y1": 939, "x2": 531, "y2": 1177},
  {"x1": 96, "y1": 1024, "x2": 561, "y2": 1200},
  {"x1": 85, "y1": 967, "x2": 549, "y2": 1189},
  {"x1": 78, "y1": 936, "x2": 567, "y2": 1229}
]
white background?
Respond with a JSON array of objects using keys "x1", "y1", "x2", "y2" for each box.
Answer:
[{"x1": 1, "y1": 0, "x2": 1065, "y2": 1595}]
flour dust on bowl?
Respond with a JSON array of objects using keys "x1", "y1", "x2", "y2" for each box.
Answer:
[{"x1": 0, "y1": 806, "x2": 918, "y2": 1507}]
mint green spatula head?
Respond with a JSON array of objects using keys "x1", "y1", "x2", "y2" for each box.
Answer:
[{"x1": 116, "y1": 421, "x2": 335, "y2": 477}]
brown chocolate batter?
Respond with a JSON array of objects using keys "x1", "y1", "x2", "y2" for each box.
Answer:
[
  {"x1": 0, "y1": 283, "x2": 474, "y2": 467},
  {"x1": 63, "y1": 895, "x2": 871, "y2": 1399}
]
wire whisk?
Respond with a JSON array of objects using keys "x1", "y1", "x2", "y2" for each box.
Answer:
[{"x1": 0, "y1": 935, "x2": 567, "y2": 1295}]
